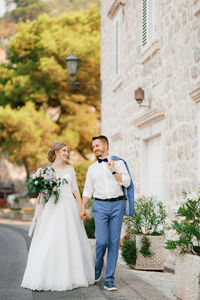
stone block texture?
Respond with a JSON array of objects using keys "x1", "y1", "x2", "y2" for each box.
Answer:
[
  {"x1": 174, "y1": 254, "x2": 200, "y2": 300},
  {"x1": 134, "y1": 235, "x2": 165, "y2": 270},
  {"x1": 101, "y1": 0, "x2": 200, "y2": 269}
]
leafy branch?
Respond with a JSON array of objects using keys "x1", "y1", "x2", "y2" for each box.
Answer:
[{"x1": 166, "y1": 190, "x2": 200, "y2": 256}]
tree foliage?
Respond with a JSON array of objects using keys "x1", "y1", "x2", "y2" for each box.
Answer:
[
  {"x1": 0, "y1": 6, "x2": 100, "y2": 172},
  {"x1": 73, "y1": 159, "x2": 92, "y2": 194},
  {"x1": 5, "y1": 0, "x2": 99, "y2": 22},
  {"x1": 11, "y1": 0, "x2": 50, "y2": 22},
  {"x1": 48, "y1": 0, "x2": 100, "y2": 17},
  {"x1": 0, "y1": 102, "x2": 58, "y2": 177}
]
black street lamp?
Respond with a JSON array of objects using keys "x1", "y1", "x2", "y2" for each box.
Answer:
[
  {"x1": 65, "y1": 53, "x2": 100, "y2": 87},
  {"x1": 65, "y1": 53, "x2": 79, "y2": 82}
]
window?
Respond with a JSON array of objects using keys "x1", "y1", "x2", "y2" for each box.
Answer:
[
  {"x1": 141, "y1": 0, "x2": 156, "y2": 50},
  {"x1": 134, "y1": 109, "x2": 165, "y2": 201},
  {"x1": 145, "y1": 135, "x2": 162, "y2": 200}
]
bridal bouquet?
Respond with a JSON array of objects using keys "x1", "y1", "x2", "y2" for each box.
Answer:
[{"x1": 27, "y1": 166, "x2": 61, "y2": 204}]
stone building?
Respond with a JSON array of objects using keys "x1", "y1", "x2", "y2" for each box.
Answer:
[{"x1": 101, "y1": 0, "x2": 200, "y2": 267}]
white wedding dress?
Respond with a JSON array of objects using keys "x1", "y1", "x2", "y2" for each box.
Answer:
[{"x1": 21, "y1": 166, "x2": 94, "y2": 291}]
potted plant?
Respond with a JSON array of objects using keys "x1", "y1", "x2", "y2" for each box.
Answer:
[
  {"x1": 165, "y1": 189, "x2": 200, "y2": 300},
  {"x1": 10, "y1": 207, "x2": 21, "y2": 219},
  {"x1": 122, "y1": 195, "x2": 167, "y2": 270},
  {"x1": 21, "y1": 206, "x2": 34, "y2": 221}
]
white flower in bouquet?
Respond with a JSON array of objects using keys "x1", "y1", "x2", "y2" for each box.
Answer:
[{"x1": 27, "y1": 166, "x2": 61, "y2": 205}]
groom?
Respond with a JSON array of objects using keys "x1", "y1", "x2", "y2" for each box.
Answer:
[{"x1": 80, "y1": 135, "x2": 133, "y2": 291}]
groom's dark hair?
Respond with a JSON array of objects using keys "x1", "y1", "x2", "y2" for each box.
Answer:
[{"x1": 92, "y1": 135, "x2": 109, "y2": 147}]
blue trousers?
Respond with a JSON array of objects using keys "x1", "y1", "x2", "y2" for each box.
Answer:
[{"x1": 92, "y1": 199, "x2": 124, "y2": 283}]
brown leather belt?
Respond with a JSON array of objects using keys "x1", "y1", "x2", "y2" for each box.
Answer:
[{"x1": 95, "y1": 196, "x2": 124, "y2": 202}]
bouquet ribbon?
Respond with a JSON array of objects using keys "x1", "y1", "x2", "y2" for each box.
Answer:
[{"x1": 28, "y1": 193, "x2": 45, "y2": 237}]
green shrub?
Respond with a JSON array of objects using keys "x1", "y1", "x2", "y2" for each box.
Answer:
[
  {"x1": 73, "y1": 160, "x2": 93, "y2": 195},
  {"x1": 139, "y1": 236, "x2": 154, "y2": 257},
  {"x1": 84, "y1": 217, "x2": 95, "y2": 238},
  {"x1": 121, "y1": 238, "x2": 137, "y2": 265},
  {"x1": 124, "y1": 195, "x2": 167, "y2": 236},
  {"x1": 14, "y1": 198, "x2": 20, "y2": 204},
  {"x1": 166, "y1": 189, "x2": 200, "y2": 256}
]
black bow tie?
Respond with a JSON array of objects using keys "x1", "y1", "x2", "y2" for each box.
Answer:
[{"x1": 98, "y1": 158, "x2": 108, "y2": 163}]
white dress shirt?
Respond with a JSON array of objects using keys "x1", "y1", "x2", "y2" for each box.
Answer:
[{"x1": 83, "y1": 155, "x2": 130, "y2": 199}]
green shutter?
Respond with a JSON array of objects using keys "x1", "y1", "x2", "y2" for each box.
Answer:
[{"x1": 142, "y1": 0, "x2": 156, "y2": 48}]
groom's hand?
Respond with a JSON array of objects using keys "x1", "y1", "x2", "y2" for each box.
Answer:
[
  {"x1": 79, "y1": 208, "x2": 88, "y2": 221},
  {"x1": 107, "y1": 160, "x2": 115, "y2": 173}
]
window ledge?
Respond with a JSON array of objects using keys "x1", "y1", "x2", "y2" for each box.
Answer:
[
  {"x1": 139, "y1": 40, "x2": 160, "y2": 64},
  {"x1": 107, "y1": 0, "x2": 126, "y2": 19},
  {"x1": 111, "y1": 131, "x2": 123, "y2": 141},
  {"x1": 193, "y1": 0, "x2": 200, "y2": 16},
  {"x1": 112, "y1": 74, "x2": 124, "y2": 92},
  {"x1": 133, "y1": 108, "x2": 165, "y2": 128}
]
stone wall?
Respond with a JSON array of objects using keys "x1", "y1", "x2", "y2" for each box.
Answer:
[
  {"x1": 101, "y1": 0, "x2": 200, "y2": 205},
  {"x1": 101, "y1": 0, "x2": 200, "y2": 268}
]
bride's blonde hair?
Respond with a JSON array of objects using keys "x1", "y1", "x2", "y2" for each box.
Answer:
[{"x1": 47, "y1": 142, "x2": 67, "y2": 163}]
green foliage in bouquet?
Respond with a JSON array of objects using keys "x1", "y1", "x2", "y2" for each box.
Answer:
[
  {"x1": 165, "y1": 190, "x2": 200, "y2": 256},
  {"x1": 124, "y1": 195, "x2": 167, "y2": 236}
]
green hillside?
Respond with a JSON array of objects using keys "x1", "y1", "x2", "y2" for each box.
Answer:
[{"x1": 49, "y1": 0, "x2": 100, "y2": 16}]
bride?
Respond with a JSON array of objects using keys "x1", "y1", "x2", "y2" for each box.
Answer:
[{"x1": 21, "y1": 142, "x2": 95, "y2": 291}]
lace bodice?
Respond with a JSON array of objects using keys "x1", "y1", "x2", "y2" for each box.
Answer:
[{"x1": 55, "y1": 166, "x2": 79, "y2": 194}]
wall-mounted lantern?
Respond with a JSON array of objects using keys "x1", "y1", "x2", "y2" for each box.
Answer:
[{"x1": 134, "y1": 87, "x2": 151, "y2": 109}]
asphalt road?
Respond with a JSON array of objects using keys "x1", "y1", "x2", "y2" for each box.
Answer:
[{"x1": 0, "y1": 224, "x2": 176, "y2": 300}]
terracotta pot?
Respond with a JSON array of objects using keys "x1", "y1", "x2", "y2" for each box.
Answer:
[{"x1": 174, "y1": 253, "x2": 200, "y2": 300}]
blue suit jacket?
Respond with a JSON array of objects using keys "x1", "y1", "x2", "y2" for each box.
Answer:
[{"x1": 111, "y1": 156, "x2": 134, "y2": 216}]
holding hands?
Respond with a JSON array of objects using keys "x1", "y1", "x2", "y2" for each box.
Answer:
[{"x1": 79, "y1": 207, "x2": 88, "y2": 221}]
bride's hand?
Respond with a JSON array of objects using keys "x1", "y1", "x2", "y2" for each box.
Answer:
[{"x1": 79, "y1": 208, "x2": 88, "y2": 221}]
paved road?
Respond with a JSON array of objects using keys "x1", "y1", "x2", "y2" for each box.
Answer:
[{"x1": 0, "y1": 224, "x2": 177, "y2": 300}]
